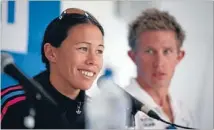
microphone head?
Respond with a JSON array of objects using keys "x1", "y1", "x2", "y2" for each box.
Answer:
[
  {"x1": 97, "y1": 68, "x2": 113, "y2": 88},
  {"x1": 1, "y1": 52, "x2": 14, "y2": 73}
]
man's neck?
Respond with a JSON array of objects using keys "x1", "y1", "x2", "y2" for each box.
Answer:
[
  {"x1": 50, "y1": 69, "x2": 80, "y2": 100},
  {"x1": 136, "y1": 77, "x2": 169, "y2": 107}
]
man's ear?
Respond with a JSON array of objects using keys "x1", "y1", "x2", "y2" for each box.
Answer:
[
  {"x1": 128, "y1": 50, "x2": 136, "y2": 64},
  {"x1": 177, "y1": 49, "x2": 185, "y2": 64},
  {"x1": 43, "y1": 43, "x2": 57, "y2": 63}
]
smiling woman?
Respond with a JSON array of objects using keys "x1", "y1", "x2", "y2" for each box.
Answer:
[
  {"x1": 44, "y1": 22, "x2": 104, "y2": 97},
  {"x1": 1, "y1": 8, "x2": 105, "y2": 129}
]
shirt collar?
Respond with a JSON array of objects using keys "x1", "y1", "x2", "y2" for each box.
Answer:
[
  {"x1": 126, "y1": 78, "x2": 182, "y2": 120},
  {"x1": 125, "y1": 78, "x2": 160, "y2": 109},
  {"x1": 33, "y1": 70, "x2": 86, "y2": 110}
]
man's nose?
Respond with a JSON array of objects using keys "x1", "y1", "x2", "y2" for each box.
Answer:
[{"x1": 153, "y1": 53, "x2": 165, "y2": 68}]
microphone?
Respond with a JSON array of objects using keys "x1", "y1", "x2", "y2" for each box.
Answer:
[
  {"x1": 97, "y1": 75, "x2": 161, "y2": 121},
  {"x1": 1, "y1": 52, "x2": 86, "y2": 128},
  {"x1": 1, "y1": 52, "x2": 58, "y2": 106},
  {"x1": 97, "y1": 69, "x2": 195, "y2": 129}
]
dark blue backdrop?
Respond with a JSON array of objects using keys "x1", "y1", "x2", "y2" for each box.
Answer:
[{"x1": 1, "y1": 1, "x2": 60, "y2": 89}]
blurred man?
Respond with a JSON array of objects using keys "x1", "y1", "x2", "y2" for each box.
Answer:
[
  {"x1": 125, "y1": 8, "x2": 195, "y2": 129},
  {"x1": 1, "y1": 8, "x2": 104, "y2": 129}
]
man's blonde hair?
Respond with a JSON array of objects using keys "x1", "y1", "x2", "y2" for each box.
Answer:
[{"x1": 128, "y1": 8, "x2": 185, "y2": 50}]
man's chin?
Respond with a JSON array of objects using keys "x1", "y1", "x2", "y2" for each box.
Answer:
[{"x1": 151, "y1": 82, "x2": 169, "y2": 88}]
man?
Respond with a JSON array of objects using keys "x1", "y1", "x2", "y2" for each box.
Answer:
[
  {"x1": 1, "y1": 8, "x2": 104, "y2": 129},
  {"x1": 125, "y1": 8, "x2": 195, "y2": 129}
]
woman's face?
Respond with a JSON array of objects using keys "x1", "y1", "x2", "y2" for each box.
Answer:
[{"x1": 50, "y1": 23, "x2": 104, "y2": 90}]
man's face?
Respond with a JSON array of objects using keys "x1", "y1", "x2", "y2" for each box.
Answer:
[
  {"x1": 51, "y1": 24, "x2": 104, "y2": 90},
  {"x1": 128, "y1": 30, "x2": 184, "y2": 88}
]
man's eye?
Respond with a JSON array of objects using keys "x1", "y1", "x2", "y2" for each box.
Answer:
[
  {"x1": 163, "y1": 49, "x2": 172, "y2": 55},
  {"x1": 145, "y1": 49, "x2": 154, "y2": 54}
]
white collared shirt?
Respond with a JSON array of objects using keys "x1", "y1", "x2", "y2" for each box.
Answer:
[{"x1": 125, "y1": 79, "x2": 195, "y2": 129}]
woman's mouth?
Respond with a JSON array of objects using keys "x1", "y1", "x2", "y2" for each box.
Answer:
[{"x1": 78, "y1": 69, "x2": 96, "y2": 78}]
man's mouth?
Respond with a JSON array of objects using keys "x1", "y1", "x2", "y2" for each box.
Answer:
[{"x1": 152, "y1": 72, "x2": 166, "y2": 78}]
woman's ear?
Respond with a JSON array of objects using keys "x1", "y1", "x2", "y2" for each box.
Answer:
[{"x1": 43, "y1": 43, "x2": 57, "y2": 63}]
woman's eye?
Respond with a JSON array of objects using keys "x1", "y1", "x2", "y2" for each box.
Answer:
[
  {"x1": 97, "y1": 50, "x2": 103, "y2": 54},
  {"x1": 78, "y1": 47, "x2": 88, "y2": 52}
]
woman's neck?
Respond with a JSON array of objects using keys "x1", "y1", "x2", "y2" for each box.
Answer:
[{"x1": 50, "y1": 69, "x2": 80, "y2": 100}]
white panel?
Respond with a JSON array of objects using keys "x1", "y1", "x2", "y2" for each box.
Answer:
[
  {"x1": 160, "y1": 1, "x2": 213, "y2": 129},
  {"x1": 115, "y1": 0, "x2": 161, "y2": 23},
  {"x1": 1, "y1": 0, "x2": 28, "y2": 53}
]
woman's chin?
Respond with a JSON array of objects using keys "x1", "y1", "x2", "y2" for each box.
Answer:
[{"x1": 78, "y1": 83, "x2": 93, "y2": 90}]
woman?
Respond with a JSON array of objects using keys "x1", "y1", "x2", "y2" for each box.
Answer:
[{"x1": 1, "y1": 8, "x2": 104, "y2": 129}]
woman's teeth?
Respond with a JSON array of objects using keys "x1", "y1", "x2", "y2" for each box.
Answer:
[{"x1": 80, "y1": 70, "x2": 94, "y2": 77}]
